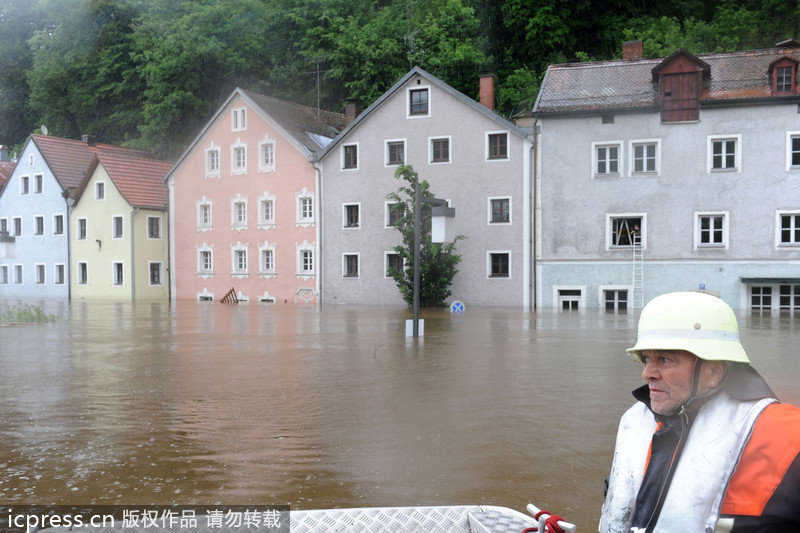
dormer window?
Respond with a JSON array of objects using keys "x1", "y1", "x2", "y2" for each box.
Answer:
[
  {"x1": 770, "y1": 57, "x2": 797, "y2": 96},
  {"x1": 653, "y1": 50, "x2": 709, "y2": 123}
]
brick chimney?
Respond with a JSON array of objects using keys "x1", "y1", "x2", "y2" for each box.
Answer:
[
  {"x1": 82, "y1": 134, "x2": 96, "y2": 146},
  {"x1": 345, "y1": 101, "x2": 361, "y2": 125},
  {"x1": 622, "y1": 40, "x2": 643, "y2": 60},
  {"x1": 479, "y1": 73, "x2": 495, "y2": 111}
]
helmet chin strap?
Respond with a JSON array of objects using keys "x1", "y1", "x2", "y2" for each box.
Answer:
[{"x1": 679, "y1": 358, "x2": 708, "y2": 417}]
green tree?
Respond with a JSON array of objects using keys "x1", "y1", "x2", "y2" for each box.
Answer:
[
  {"x1": 386, "y1": 165, "x2": 463, "y2": 308},
  {"x1": 26, "y1": 0, "x2": 147, "y2": 144},
  {"x1": 0, "y1": 0, "x2": 47, "y2": 150},
  {"x1": 290, "y1": 0, "x2": 486, "y2": 112}
]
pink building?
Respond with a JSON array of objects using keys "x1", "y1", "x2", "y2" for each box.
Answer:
[{"x1": 166, "y1": 89, "x2": 345, "y2": 303}]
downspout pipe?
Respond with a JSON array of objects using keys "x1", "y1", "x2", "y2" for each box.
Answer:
[
  {"x1": 313, "y1": 162, "x2": 322, "y2": 305},
  {"x1": 62, "y1": 188, "x2": 72, "y2": 301},
  {"x1": 131, "y1": 208, "x2": 139, "y2": 302}
]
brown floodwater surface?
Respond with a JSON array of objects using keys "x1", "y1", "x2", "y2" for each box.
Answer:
[{"x1": 1, "y1": 301, "x2": 798, "y2": 529}]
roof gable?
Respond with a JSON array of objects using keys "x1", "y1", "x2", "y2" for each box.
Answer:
[
  {"x1": 315, "y1": 66, "x2": 529, "y2": 162},
  {"x1": 166, "y1": 88, "x2": 346, "y2": 181},
  {"x1": 652, "y1": 48, "x2": 711, "y2": 78},
  {"x1": 75, "y1": 153, "x2": 172, "y2": 209}
]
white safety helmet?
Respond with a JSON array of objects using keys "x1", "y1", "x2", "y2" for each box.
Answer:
[{"x1": 627, "y1": 291, "x2": 750, "y2": 364}]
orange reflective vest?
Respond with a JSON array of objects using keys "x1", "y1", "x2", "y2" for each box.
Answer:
[{"x1": 718, "y1": 402, "x2": 800, "y2": 532}]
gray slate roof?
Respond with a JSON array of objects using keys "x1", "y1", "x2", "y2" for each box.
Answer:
[{"x1": 534, "y1": 44, "x2": 800, "y2": 116}]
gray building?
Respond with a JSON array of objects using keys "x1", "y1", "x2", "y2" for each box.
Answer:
[
  {"x1": 316, "y1": 67, "x2": 534, "y2": 308},
  {"x1": 533, "y1": 40, "x2": 800, "y2": 312}
]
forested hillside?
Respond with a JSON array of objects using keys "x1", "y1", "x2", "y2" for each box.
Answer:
[{"x1": 1, "y1": 0, "x2": 798, "y2": 158}]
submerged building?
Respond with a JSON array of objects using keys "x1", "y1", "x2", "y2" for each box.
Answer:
[{"x1": 532, "y1": 40, "x2": 800, "y2": 312}]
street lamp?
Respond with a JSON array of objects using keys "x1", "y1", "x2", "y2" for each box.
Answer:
[{"x1": 409, "y1": 181, "x2": 455, "y2": 337}]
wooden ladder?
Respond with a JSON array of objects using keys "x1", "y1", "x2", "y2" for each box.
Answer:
[{"x1": 220, "y1": 288, "x2": 239, "y2": 304}]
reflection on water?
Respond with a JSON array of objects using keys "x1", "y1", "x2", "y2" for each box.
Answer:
[{"x1": 1, "y1": 301, "x2": 798, "y2": 528}]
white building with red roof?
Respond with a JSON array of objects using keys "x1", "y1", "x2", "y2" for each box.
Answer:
[{"x1": 0, "y1": 134, "x2": 167, "y2": 300}]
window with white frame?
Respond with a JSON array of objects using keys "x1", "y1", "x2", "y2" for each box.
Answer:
[
  {"x1": 258, "y1": 192, "x2": 276, "y2": 229},
  {"x1": 408, "y1": 87, "x2": 430, "y2": 116},
  {"x1": 259, "y1": 242, "x2": 276, "y2": 277},
  {"x1": 231, "y1": 140, "x2": 247, "y2": 174},
  {"x1": 385, "y1": 252, "x2": 403, "y2": 278},
  {"x1": 342, "y1": 143, "x2": 358, "y2": 170},
  {"x1": 430, "y1": 136, "x2": 450, "y2": 163},
  {"x1": 34, "y1": 174, "x2": 43, "y2": 194},
  {"x1": 297, "y1": 189, "x2": 314, "y2": 226},
  {"x1": 787, "y1": 132, "x2": 800, "y2": 170},
  {"x1": 343, "y1": 203, "x2": 360, "y2": 229},
  {"x1": 386, "y1": 201, "x2": 404, "y2": 228},
  {"x1": 386, "y1": 140, "x2": 405, "y2": 166},
  {"x1": 112, "y1": 215, "x2": 124, "y2": 239},
  {"x1": 297, "y1": 242, "x2": 314, "y2": 278},
  {"x1": 77, "y1": 262, "x2": 88, "y2": 285},
  {"x1": 14, "y1": 264, "x2": 22, "y2": 284},
  {"x1": 35, "y1": 263, "x2": 45, "y2": 284},
  {"x1": 231, "y1": 195, "x2": 248, "y2": 230},
  {"x1": 20, "y1": 175, "x2": 29, "y2": 195},
  {"x1": 0, "y1": 265, "x2": 7, "y2": 284},
  {"x1": 77, "y1": 218, "x2": 87, "y2": 240},
  {"x1": 0, "y1": 217, "x2": 6, "y2": 234},
  {"x1": 197, "y1": 198, "x2": 212, "y2": 231},
  {"x1": 54, "y1": 264, "x2": 65, "y2": 285},
  {"x1": 630, "y1": 140, "x2": 659, "y2": 174},
  {"x1": 13, "y1": 217, "x2": 22, "y2": 236},
  {"x1": 205, "y1": 144, "x2": 220, "y2": 177},
  {"x1": 608, "y1": 214, "x2": 644, "y2": 248},
  {"x1": 593, "y1": 142, "x2": 622, "y2": 176},
  {"x1": 487, "y1": 132, "x2": 509, "y2": 160},
  {"x1": 488, "y1": 251, "x2": 511, "y2": 278},
  {"x1": 231, "y1": 243, "x2": 248, "y2": 277},
  {"x1": 602, "y1": 287, "x2": 629, "y2": 313},
  {"x1": 777, "y1": 211, "x2": 800, "y2": 246},
  {"x1": 557, "y1": 288, "x2": 583, "y2": 311},
  {"x1": 197, "y1": 245, "x2": 213, "y2": 276},
  {"x1": 489, "y1": 197, "x2": 511, "y2": 224},
  {"x1": 259, "y1": 136, "x2": 276, "y2": 172},
  {"x1": 149, "y1": 262, "x2": 163, "y2": 285},
  {"x1": 751, "y1": 286, "x2": 772, "y2": 313},
  {"x1": 53, "y1": 214, "x2": 64, "y2": 235},
  {"x1": 695, "y1": 212, "x2": 728, "y2": 248},
  {"x1": 147, "y1": 216, "x2": 162, "y2": 239},
  {"x1": 232, "y1": 107, "x2": 246, "y2": 131},
  {"x1": 113, "y1": 262, "x2": 124, "y2": 286},
  {"x1": 95, "y1": 181, "x2": 105, "y2": 200},
  {"x1": 343, "y1": 253, "x2": 359, "y2": 278},
  {"x1": 34, "y1": 215, "x2": 44, "y2": 236},
  {"x1": 708, "y1": 135, "x2": 740, "y2": 172}
]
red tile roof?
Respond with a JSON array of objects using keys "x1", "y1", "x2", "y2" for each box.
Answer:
[
  {"x1": 31, "y1": 134, "x2": 155, "y2": 195},
  {"x1": 95, "y1": 153, "x2": 172, "y2": 209},
  {"x1": 0, "y1": 161, "x2": 15, "y2": 190},
  {"x1": 535, "y1": 44, "x2": 800, "y2": 115}
]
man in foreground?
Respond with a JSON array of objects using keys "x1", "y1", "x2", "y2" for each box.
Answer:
[{"x1": 599, "y1": 291, "x2": 800, "y2": 532}]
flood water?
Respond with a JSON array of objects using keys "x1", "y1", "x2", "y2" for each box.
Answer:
[{"x1": 1, "y1": 300, "x2": 799, "y2": 529}]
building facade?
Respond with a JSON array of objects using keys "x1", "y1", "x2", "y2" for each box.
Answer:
[
  {"x1": 316, "y1": 67, "x2": 534, "y2": 308},
  {"x1": 533, "y1": 40, "x2": 800, "y2": 312},
  {"x1": 166, "y1": 89, "x2": 344, "y2": 304},
  {"x1": 71, "y1": 154, "x2": 172, "y2": 301}
]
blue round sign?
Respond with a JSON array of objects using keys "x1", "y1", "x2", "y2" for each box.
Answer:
[{"x1": 450, "y1": 300, "x2": 465, "y2": 314}]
